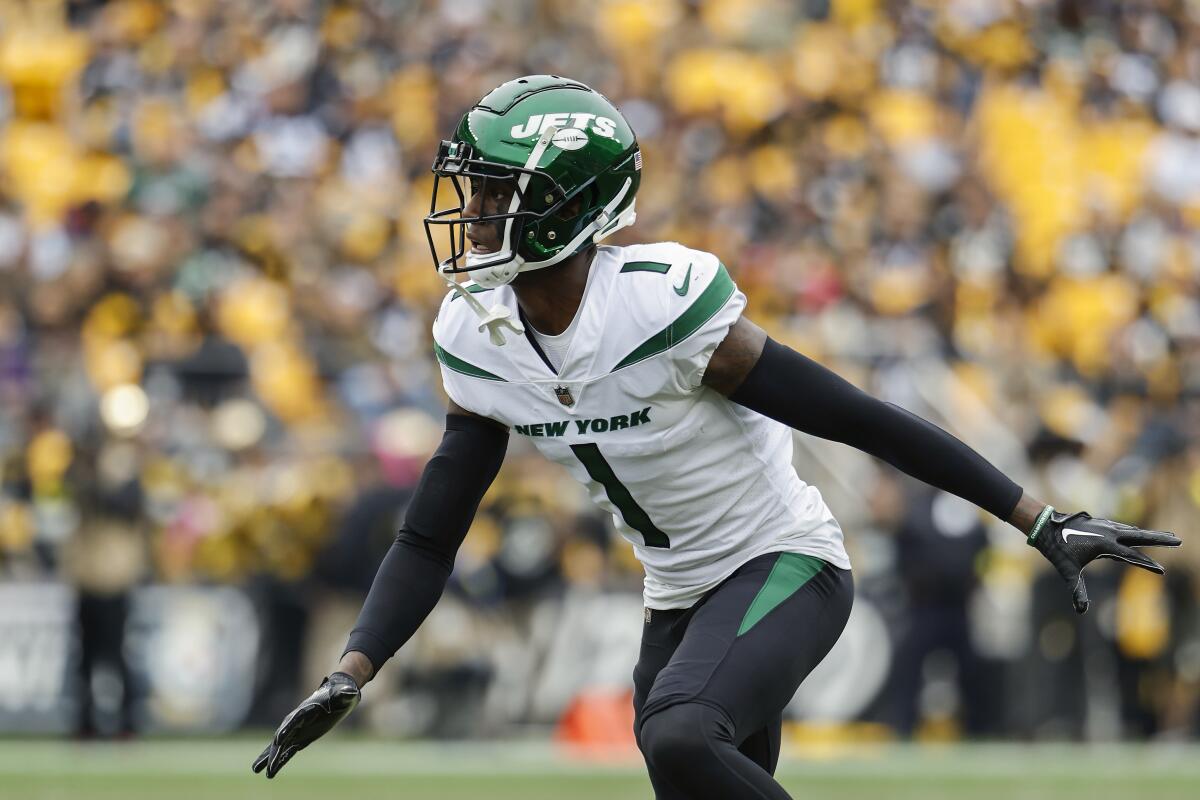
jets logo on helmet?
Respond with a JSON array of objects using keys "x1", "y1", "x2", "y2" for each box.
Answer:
[
  {"x1": 509, "y1": 113, "x2": 619, "y2": 140},
  {"x1": 424, "y1": 75, "x2": 641, "y2": 345}
]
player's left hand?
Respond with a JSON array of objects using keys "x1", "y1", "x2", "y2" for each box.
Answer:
[
  {"x1": 1027, "y1": 507, "x2": 1181, "y2": 614},
  {"x1": 251, "y1": 672, "x2": 361, "y2": 779}
]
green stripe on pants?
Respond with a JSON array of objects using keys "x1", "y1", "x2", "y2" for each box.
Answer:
[{"x1": 737, "y1": 553, "x2": 826, "y2": 636}]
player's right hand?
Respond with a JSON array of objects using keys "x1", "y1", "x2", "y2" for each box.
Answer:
[
  {"x1": 251, "y1": 671, "x2": 361, "y2": 779},
  {"x1": 1027, "y1": 507, "x2": 1181, "y2": 614}
]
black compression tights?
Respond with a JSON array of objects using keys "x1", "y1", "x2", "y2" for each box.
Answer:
[
  {"x1": 639, "y1": 702, "x2": 790, "y2": 799},
  {"x1": 632, "y1": 554, "x2": 854, "y2": 799}
]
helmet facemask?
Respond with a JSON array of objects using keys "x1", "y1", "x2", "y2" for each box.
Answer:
[
  {"x1": 425, "y1": 129, "x2": 638, "y2": 291},
  {"x1": 425, "y1": 138, "x2": 573, "y2": 289}
]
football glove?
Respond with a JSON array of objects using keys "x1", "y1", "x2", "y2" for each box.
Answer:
[
  {"x1": 251, "y1": 671, "x2": 361, "y2": 779},
  {"x1": 1027, "y1": 506, "x2": 1181, "y2": 614}
]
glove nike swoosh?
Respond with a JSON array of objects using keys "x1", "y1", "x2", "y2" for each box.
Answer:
[{"x1": 1062, "y1": 528, "x2": 1105, "y2": 542}]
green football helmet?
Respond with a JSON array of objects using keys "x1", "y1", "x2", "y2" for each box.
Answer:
[{"x1": 425, "y1": 75, "x2": 641, "y2": 294}]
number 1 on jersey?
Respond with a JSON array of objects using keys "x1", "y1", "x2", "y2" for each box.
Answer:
[{"x1": 569, "y1": 443, "x2": 670, "y2": 548}]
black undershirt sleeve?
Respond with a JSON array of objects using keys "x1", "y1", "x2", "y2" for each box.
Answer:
[
  {"x1": 728, "y1": 337, "x2": 1023, "y2": 521},
  {"x1": 343, "y1": 413, "x2": 508, "y2": 672}
]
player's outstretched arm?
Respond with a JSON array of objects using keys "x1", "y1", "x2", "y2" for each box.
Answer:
[
  {"x1": 252, "y1": 405, "x2": 508, "y2": 778},
  {"x1": 705, "y1": 318, "x2": 1180, "y2": 613}
]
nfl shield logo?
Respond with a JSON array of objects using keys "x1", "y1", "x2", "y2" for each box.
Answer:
[{"x1": 554, "y1": 385, "x2": 575, "y2": 407}]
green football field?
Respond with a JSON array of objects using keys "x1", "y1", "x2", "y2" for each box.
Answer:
[{"x1": 2, "y1": 737, "x2": 1198, "y2": 800}]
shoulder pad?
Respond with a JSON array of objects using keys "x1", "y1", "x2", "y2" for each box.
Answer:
[
  {"x1": 606, "y1": 242, "x2": 736, "y2": 371},
  {"x1": 432, "y1": 285, "x2": 511, "y2": 383}
]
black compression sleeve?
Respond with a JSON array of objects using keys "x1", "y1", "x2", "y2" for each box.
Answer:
[
  {"x1": 729, "y1": 337, "x2": 1023, "y2": 521},
  {"x1": 343, "y1": 413, "x2": 508, "y2": 671}
]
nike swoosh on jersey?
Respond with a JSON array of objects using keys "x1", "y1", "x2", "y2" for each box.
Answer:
[
  {"x1": 673, "y1": 264, "x2": 693, "y2": 296},
  {"x1": 1062, "y1": 527, "x2": 1105, "y2": 543}
]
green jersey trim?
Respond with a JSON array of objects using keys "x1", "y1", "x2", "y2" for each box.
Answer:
[
  {"x1": 737, "y1": 553, "x2": 825, "y2": 637},
  {"x1": 620, "y1": 260, "x2": 671, "y2": 274},
  {"x1": 449, "y1": 283, "x2": 493, "y2": 302},
  {"x1": 612, "y1": 262, "x2": 736, "y2": 372},
  {"x1": 434, "y1": 342, "x2": 507, "y2": 382}
]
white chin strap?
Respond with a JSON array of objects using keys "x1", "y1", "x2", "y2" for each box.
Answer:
[{"x1": 440, "y1": 126, "x2": 637, "y2": 346}]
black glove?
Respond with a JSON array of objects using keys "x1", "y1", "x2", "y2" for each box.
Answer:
[
  {"x1": 251, "y1": 671, "x2": 361, "y2": 779},
  {"x1": 1027, "y1": 506, "x2": 1181, "y2": 614}
]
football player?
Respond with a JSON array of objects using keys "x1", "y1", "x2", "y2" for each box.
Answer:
[{"x1": 253, "y1": 77, "x2": 1181, "y2": 798}]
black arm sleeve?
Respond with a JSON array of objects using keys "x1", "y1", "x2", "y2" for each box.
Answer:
[
  {"x1": 343, "y1": 413, "x2": 508, "y2": 671},
  {"x1": 729, "y1": 337, "x2": 1023, "y2": 521}
]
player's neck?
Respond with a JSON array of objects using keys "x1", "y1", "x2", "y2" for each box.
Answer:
[{"x1": 510, "y1": 248, "x2": 595, "y2": 336}]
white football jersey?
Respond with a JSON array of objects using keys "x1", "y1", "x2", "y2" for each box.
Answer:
[{"x1": 433, "y1": 242, "x2": 850, "y2": 609}]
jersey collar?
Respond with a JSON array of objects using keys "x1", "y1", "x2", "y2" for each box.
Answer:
[{"x1": 494, "y1": 247, "x2": 620, "y2": 411}]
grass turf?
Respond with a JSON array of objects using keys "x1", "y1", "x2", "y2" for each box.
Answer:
[{"x1": 1, "y1": 738, "x2": 1198, "y2": 799}]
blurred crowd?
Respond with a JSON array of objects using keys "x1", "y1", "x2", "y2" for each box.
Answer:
[{"x1": 1, "y1": 0, "x2": 1199, "y2": 738}]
